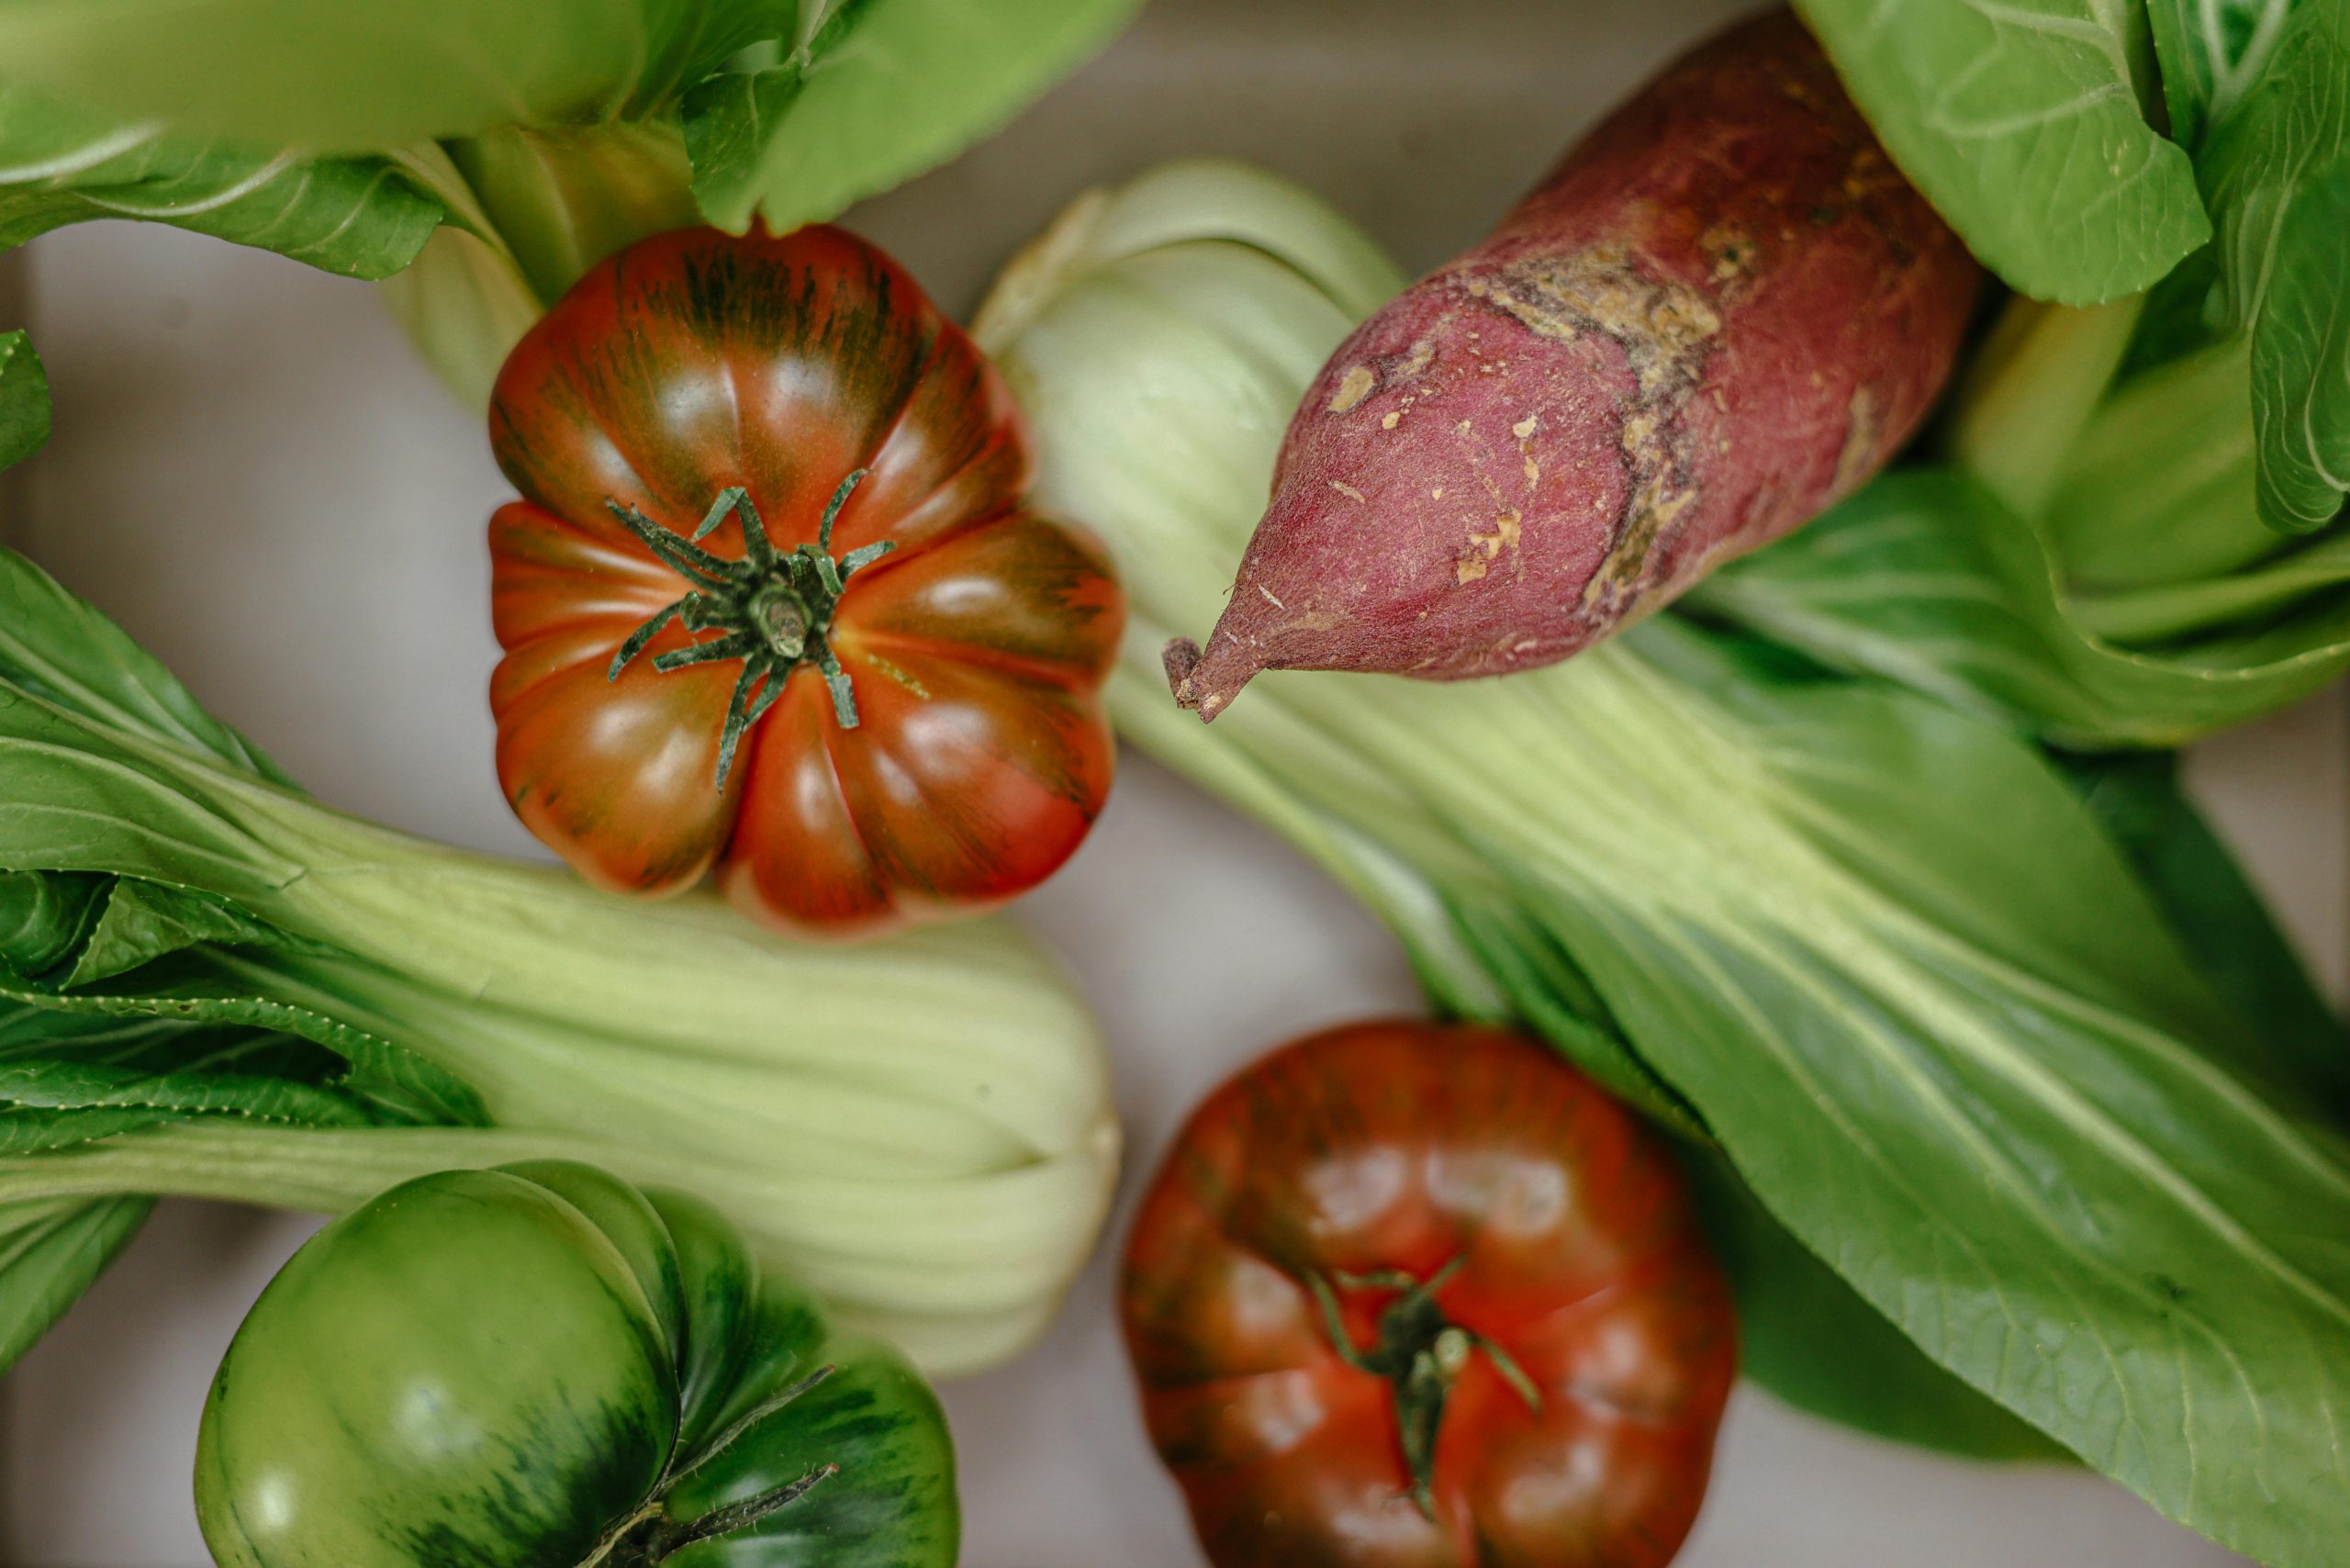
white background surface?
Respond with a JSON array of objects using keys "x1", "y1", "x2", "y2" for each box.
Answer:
[{"x1": 1, "y1": 2, "x2": 2338, "y2": 1562}]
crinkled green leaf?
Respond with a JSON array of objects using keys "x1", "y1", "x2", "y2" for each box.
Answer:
[
  {"x1": 0, "y1": 1193, "x2": 150, "y2": 1372},
  {"x1": 1794, "y1": 0, "x2": 2210, "y2": 304},
  {"x1": 684, "y1": 0, "x2": 1138, "y2": 233},
  {"x1": 67, "y1": 879, "x2": 334, "y2": 986},
  {"x1": 0, "y1": 0, "x2": 797, "y2": 151},
  {"x1": 0, "y1": 869, "x2": 107, "y2": 981},
  {"x1": 0, "y1": 950, "x2": 491, "y2": 1131},
  {"x1": 1692, "y1": 466, "x2": 2350, "y2": 745},
  {"x1": 0, "y1": 1104, "x2": 172, "y2": 1154},
  {"x1": 0, "y1": 692, "x2": 301, "y2": 910},
  {"x1": 0, "y1": 327, "x2": 49, "y2": 470},
  {"x1": 2145, "y1": 0, "x2": 2304, "y2": 149},
  {"x1": 2196, "y1": 0, "x2": 2350, "y2": 530},
  {"x1": 0, "y1": 996, "x2": 350, "y2": 1084},
  {"x1": 0, "y1": 83, "x2": 442, "y2": 280},
  {"x1": 0, "y1": 1051, "x2": 375, "y2": 1137}
]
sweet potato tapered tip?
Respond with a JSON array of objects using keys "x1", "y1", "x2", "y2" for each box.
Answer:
[
  {"x1": 1163, "y1": 629, "x2": 1285, "y2": 722},
  {"x1": 1162, "y1": 637, "x2": 1222, "y2": 720},
  {"x1": 1168, "y1": 9, "x2": 1978, "y2": 720}
]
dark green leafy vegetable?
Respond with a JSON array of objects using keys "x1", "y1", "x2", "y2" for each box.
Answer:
[
  {"x1": 1687, "y1": 1160, "x2": 2068, "y2": 1462},
  {"x1": 2064, "y1": 748, "x2": 2350, "y2": 1116},
  {"x1": 1793, "y1": 0, "x2": 2209, "y2": 304},
  {"x1": 0, "y1": 327, "x2": 46, "y2": 470},
  {"x1": 0, "y1": 83, "x2": 442, "y2": 280},
  {"x1": 1794, "y1": 0, "x2": 2345, "y2": 536},
  {"x1": 980, "y1": 162, "x2": 2350, "y2": 1565},
  {"x1": 0, "y1": 1190, "x2": 149, "y2": 1371},
  {"x1": 1697, "y1": 272, "x2": 2350, "y2": 745},
  {"x1": 2191, "y1": 0, "x2": 2350, "y2": 531},
  {"x1": 2143, "y1": 0, "x2": 2300, "y2": 152},
  {"x1": 0, "y1": 0, "x2": 1141, "y2": 402},
  {"x1": 197, "y1": 1160, "x2": 957, "y2": 1568},
  {"x1": 683, "y1": 0, "x2": 1137, "y2": 233},
  {"x1": 1693, "y1": 462, "x2": 2350, "y2": 746}
]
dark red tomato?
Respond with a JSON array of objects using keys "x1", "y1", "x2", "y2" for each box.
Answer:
[
  {"x1": 487, "y1": 225, "x2": 1122, "y2": 937},
  {"x1": 1123, "y1": 1021, "x2": 1737, "y2": 1568}
]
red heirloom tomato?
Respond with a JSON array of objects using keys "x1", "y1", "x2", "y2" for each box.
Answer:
[
  {"x1": 487, "y1": 225, "x2": 1122, "y2": 937},
  {"x1": 1123, "y1": 1021, "x2": 1737, "y2": 1568}
]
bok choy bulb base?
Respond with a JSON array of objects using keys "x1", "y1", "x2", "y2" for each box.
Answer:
[{"x1": 0, "y1": 548, "x2": 1118, "y2": 1377}]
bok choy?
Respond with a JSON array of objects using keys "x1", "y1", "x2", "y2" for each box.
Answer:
[
  {"x1": 0, "y1": 544, "x2": 1116, "y2": 1379},
  {"x1": 1795, "y1": 0, "x2": 2348, "y2": 537},
  {"x1": 0, "y1": 0, "x2": 1142, "y2": 403},
  {"x1": 977, "y1": 161, "x2": 2350, "y2": 1567},
  {"x1": 1695, "y1": 287, "x2": 2350, "y2": 747}
]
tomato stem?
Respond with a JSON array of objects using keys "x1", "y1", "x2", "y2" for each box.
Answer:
[
  {"x1": 589, "y1": 1365, "x2": 844, "y2": 1566},
  {"x1": 652, "y1": 1464, "x2": 840, "y2": 1559},
  {"x1": 1307, "y1": 1258, "x2": 1544, "y2": 1520},
  {"x1": 674, "y1": 1365, "x2": 837, "y2": 1483},
  {"x1": 605, "y1": 470, "x2": 895, "y2": 788}
]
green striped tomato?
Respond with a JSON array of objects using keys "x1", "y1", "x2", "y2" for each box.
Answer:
[{"x1": 196, "y1": 1162, "x2": 957, "y2": 1568}]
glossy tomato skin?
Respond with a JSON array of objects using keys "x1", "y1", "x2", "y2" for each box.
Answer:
[
  {"x1": 487, "y1": 225, "x2": 1122, "y2": 937},
  {"x1": 1122, "y1": 1021, "x2": 1737, "y2": 1568},
  {"x1": 196, "y1": 1162, "x2": 957, "y2": 1568}
]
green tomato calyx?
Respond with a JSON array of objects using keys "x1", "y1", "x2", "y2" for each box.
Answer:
[
  {"x1": 606, "y1": 469, "x2": 897, "y2": 788},
  {"x1": 1309, "y1": 1259, "x2": 1544, "y2": 1520}
]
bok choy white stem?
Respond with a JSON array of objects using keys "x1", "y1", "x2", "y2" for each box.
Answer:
[{"x1": 0, "y1": 546, "x2": 1116, "y2": 1377}]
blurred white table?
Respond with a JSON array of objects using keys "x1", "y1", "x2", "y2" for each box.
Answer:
[{"x1": 2, "y1": 2, "x2": 2333, "y2": 1562}]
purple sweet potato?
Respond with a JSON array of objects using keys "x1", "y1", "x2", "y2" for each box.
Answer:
[{"x1": 1166, "y1": 8, "x2": 1980, "y2": 719}]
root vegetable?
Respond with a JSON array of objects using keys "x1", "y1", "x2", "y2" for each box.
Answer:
[{"x1": 1166, "y1": 8, "x2": 1980, "y2": 719}]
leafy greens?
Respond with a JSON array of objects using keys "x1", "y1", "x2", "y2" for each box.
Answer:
[
  {"x1": 979, "y1": 162, "x2": 2350, "y2": 1565},
  {"x1": 1793, "y1": 0, "x2": 2209, "y2": 305},
  {"x1": 2197, "y1": 0, "x2": 2350, "y2": 531},
  {"x1": 1793, "y1": 0, "x2": 2347, "y2": 539},
  {"x1": 0, "y1": 0, "x2": 1141, "y2": 400},
  {"x1": 1696, "y1": 276, "x2": 2350, "y2": 746},
  {"x1": 0, "y1": 327, "x2": 45, "y2": 470}
]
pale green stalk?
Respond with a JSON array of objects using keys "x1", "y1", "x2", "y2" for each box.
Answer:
[{"x1": 0, "y1": 634, "x2": 1118, "y2": 1377}]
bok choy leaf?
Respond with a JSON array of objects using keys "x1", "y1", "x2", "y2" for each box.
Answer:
[
  {"x1": 1792, "y1": 0, "x2": 2210, "y2": 306},
  {"x1": 979, "y1": 162, "x2": 2350, "y2": 1565},
  {"x1": 0, "y1": 0, "x2": 1140, "y2": 402},
  {"x1": 2188, "y1": 0, "x2": 2350, "y2": 532},
  {"x1": 0, "y1": 83, "x2": 444, "y2": 282},
  {"x1": 0, "y1": 543, "x2": 1117, "y2": 1379},
  {"x1": 0, "y1": 327, "x2": 45, "y2": 471},
  {"x1": 1698, "y1": 274, "x2": 2350, "y2": 746}
]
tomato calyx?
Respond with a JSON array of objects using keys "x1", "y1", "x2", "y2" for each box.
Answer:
[
  {"x1": 586, "y1": 1363, "x2": 845, "y2": 1567},
  {"x1": 1306, "y1": 1259, "x2": 1544, "y2": 1519},
  {"x1": 606, "y1": 469, "x2": 896, "y2": 787}
]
